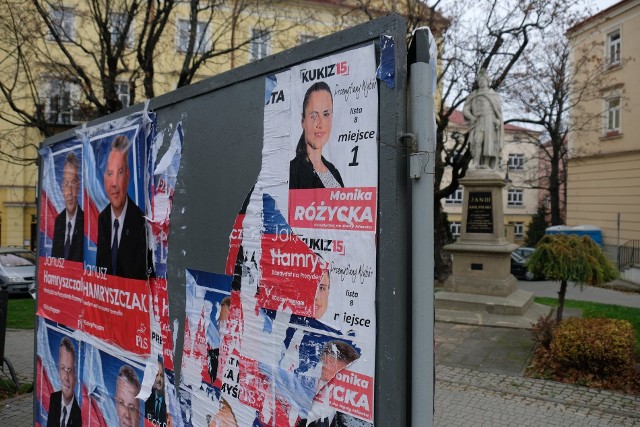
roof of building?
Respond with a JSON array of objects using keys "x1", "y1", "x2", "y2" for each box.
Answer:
[{"x1": 566, "y1": 0, "x2": 637, "y2": 36}]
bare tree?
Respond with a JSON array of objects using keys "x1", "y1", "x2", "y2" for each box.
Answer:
[
  {"x1": 432, "y1": 0, "x2": 579, "y2": 278},
  {"x1": 331, "y1": 0, "x2": 575, "y2": 278},
  {"x1": 504, "y1": 11, "x2": 622, "y2": 227},
  {"x1": 0, "y1": 0, "x2": 308, "y2": 164}
]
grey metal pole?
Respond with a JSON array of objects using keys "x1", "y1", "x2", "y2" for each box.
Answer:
[{"x1": 408, "y1": 28, "x2": 436, "y2": 427}]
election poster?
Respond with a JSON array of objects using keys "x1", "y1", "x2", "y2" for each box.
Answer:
[
  {"x1": 209, "y1": 44, "x2": 378, "y2": 426},
  {"x1": 36, "y1": 43, "x2": 379, "y2": 427},
  {"x1": 35, "y1": 111, "x2": 182, "y2": 427},
  {"x1": 176, "y1": 269, "x2": 232, "y2": 427},
  {"x1": 36, "y1": 112, "x2": 153, "y2": 355},
  {"x1": 35, "y1": 318, "x2": 148, "y2": 427}
]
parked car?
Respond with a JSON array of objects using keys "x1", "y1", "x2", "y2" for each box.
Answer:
[
  {"x1": 0, "y1": 247, "x2": 36, "y2": 295},
  {"x1": 510, "y1": 251, "x2": 541, "y2": 281},
  {"x1": 513, "y1": 247, "x2": 535, "y2": 259}
]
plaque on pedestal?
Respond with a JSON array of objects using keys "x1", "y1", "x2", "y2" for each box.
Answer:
[{"x1": 466, "y1": 191, "x2": 493, "y2": 234}]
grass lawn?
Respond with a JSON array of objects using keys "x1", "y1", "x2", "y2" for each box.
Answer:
[
  {"x1": 4, "y1": 296, "x2": 35, "y2": 329},
  {"x1": 535, "y1": 297, "x2": 640, "y2": 353}
]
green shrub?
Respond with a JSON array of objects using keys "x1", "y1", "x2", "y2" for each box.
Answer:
[{"x1": 550, "y1": 318, "x2": 636, "y2": 377}]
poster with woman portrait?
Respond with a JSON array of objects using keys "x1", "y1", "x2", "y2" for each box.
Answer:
[{"x1": 213, "y1": 44, "x2": 378, "y2": 426}]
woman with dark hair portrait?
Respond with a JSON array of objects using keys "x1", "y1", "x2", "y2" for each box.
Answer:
[{"x1": 290, "y1": 82, "x2": 344, "y2": 189}]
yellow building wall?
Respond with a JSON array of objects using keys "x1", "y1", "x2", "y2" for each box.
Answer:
[
  {"x1": 567, "y1": 151, "x2": 640, "y2": 250},
  {"x1": 0, "y1": 126, "x2": 38, "y2": 248},
  {"x1": 567, "y1": 0, "x2": 640, "y2": 260}
]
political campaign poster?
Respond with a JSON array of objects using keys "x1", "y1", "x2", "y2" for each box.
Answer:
[
  {"x1": 36, "y1": 43, "x2": 379, "y2": 427},
  {"x1": 209, "y1": 44, "x2": 378, "y2": 426},
  {"x1": 35, "y1": 318, "x2": 148, "y2": 427},
  {"x1": 35, "y1": 319, "x2": 83, "y2": 427},
  {"x1": 177, "y1": 269, "x2": 232, "y2": 426},
  {"x1": 36, "y1": 112, "x2": 154, "y2": 355}
]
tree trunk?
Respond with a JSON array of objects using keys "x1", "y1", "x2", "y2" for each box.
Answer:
[
  {"x1": 556, "y1": 279, "x2": 567, "y2": 323},
  {"x1": 549, "y1": 144, "x2": 563, "y2": 225}
]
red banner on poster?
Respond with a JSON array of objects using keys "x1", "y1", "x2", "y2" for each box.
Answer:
[
  {"x1": 37, "y1": 256, "x2": 151, "y2": 356},
  {"x1": 82, "y1": 273, "x2": 151, "y2": 355},
  {"x1": 37, "y1": 258, "x2": 85, "y2": 329},
  {"x1": 325, "y1": 369, "x2": 373, "y2": 421},
  {"x1": 288, "y1": 187, "x2": 377, "y2": 231}
]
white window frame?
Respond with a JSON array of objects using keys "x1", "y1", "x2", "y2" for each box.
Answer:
[
  {"x1": 115, "y1": 81, "x2": 130, "y2": 108},
  {"x1": 607, "y1": 29, "x2": 621, "y2": 66},
  {"x1": 48, "y1": 6, "x2": 75, "y2": 42},
  {"x1": 176, "y1": 19, "x2": 209, "y2": 53},
  {"x1": 605, "y1": 96, "x2": 621, "y2": 134},
  {"x1": 449, "y1": 222, "x2": 461, "y2": 240},
  {"x1": 507, "y1": 189, "x2": 524, "y2": 207},
  {"x1": 250, "y1": 28, "x2": 271, "y2": 61},
  {"x1": 41, "y1": 78, "x2": 81, "y2": 125},
  {"x1": 109, "y1": 12, "x2": 133, "y2": 47},
  {"x1": 445, "y1": 187, "x2": 463, "y2": 205},
  {"x1": 508, "y1": 153, "x2": 525, "y2": 170},
  {"x1": 514, "y1": 222, "x2": 524, "y2": 238}
]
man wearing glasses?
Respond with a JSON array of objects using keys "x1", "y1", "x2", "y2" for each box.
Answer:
[
  {"x1": 47, "y1": 337, "x2": 81, "y2": 426},
  {"x1": 115, "y1": 364, "x2": 142, "y2": 427},
  {"x1": 51, "y1": 152, "x2": 84, "y2": 262}
]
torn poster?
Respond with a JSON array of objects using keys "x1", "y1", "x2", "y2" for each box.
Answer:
[{"x1": 212, "y1": 44, "x2": 377, "y2": 426}]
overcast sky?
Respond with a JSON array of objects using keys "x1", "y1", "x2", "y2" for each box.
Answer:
[{"x1": 593, "y1": 0, "x2": 621, "y2": 12}]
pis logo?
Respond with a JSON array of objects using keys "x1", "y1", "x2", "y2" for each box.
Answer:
[{"x1": 136, "y1": 323, "x2": 149, "y2": 349}]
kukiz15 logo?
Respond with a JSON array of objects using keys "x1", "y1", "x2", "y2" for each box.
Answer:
[
  {"x1": 300, "y1": 236, "x2": 345, "y2": 255},
  {"x1": 300, "y1": 61, "x2": 349, "y2": 83}
]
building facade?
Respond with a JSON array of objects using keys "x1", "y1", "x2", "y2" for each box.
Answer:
[
  {"x1": 566, "y1": 0, "x2": 640, "y2": 260},
  {"x1": 442, "y1": 110, "x2": 542, "y2": 245},
  {"x1": 0, "y1": 1, "x2": 443, "y2": 248}
]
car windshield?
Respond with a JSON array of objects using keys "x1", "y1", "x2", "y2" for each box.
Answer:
[{"x1": 0, "y1": 251, "x2": 36, "y2": 267}]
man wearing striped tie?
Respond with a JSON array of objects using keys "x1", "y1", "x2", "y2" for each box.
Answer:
[{"x1": 51, "y1": 152, "x2": 84, "y2": 262}]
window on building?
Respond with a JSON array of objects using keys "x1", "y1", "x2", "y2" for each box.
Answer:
[
  {"x1": 250, "y1": 29, "x2": 270, "y2": 61},
  {"x1": 514, "y1": 222, "x2": 524, "y2": 238},
  {"x1": 607, "y1": 30, "x2": 621, "y2": 66},
  {"x1": 445, "y1": 187, "x2": 463, "y2": 204},
  {"x1": 48, "y1": 6, "x2": 75, "y2": 42},
  {"x1": 177, "y1": 19, "x2": 209, "y2": 53},
  {"x1": 449, "y1": 222, "x2": 461, "y2": 240},
  {"x1": 109, "y1": 13, "x2": 133, "y2": 46},
  {"x1": 299, "y1": 34, "x2": 317, "y2": 45},
  {"x1": 115, "y1": 82, "x2": 130, "y2": 108},
  {"x1": 507, "y1": 189, "x2": 524, "y2": 206},
  {"x1": 508, "y1": 153, "x2": 525, "y2": 170},
  {"x1": 605, "y1": 96, "x2": 621, "y2": 133},
  {"x1": 42, "y1": 79, "x2": 80, "y2": 125}
]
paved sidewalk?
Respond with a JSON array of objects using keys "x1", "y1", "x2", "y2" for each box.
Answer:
[
  {"x1": 0, "y1": 328, "x2": 34, "y2": 425},
  {"x1": 436, "y1": 365, "x2": 640, "y2": 426}
]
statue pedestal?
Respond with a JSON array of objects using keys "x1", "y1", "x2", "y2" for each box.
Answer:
[{"x1": 435, "y1": 169, "x2": 549, "y2": 328}]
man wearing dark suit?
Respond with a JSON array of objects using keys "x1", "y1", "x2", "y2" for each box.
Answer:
[
  {"x1": 144, "y1": 359, "x2": 167, "y2": 426},
  {"x1": 51, "y1": 152, "x2": 84, "y2": 262},
  {"x1": 96, "y1": 135, "x2": 151, "y2": 280},
  {"x1": 47, "y1": 337, "x2": 82, "y2": 427}
]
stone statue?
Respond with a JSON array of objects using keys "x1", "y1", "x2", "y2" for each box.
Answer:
[{"x1": 463, "y1": 69, "x2": 504, "y2": 169}]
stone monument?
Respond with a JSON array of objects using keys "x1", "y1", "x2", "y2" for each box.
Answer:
[{"x1": 435, "y1": 69, "x2": 548, "y2": 328}]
